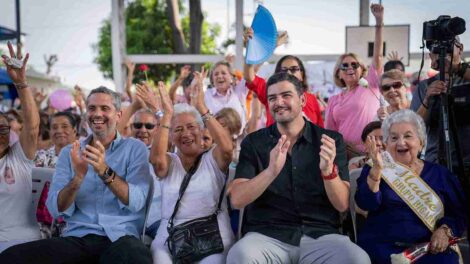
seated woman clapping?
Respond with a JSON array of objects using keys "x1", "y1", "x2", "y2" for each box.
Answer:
[
  {"x1": 149, "y1": 69, "x2": 235, "y2": 264},
  {"x1": 354, "y1": 109, "x2": 467, "y2": 264}
]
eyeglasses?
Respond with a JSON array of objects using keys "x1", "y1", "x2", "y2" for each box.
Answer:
[
  {"x1": 132, "y1": 122, "x2": 156, "y2": 130},
  {"x1": 381, "y1": 81, "x2": 404, "y2": 91},
  {"x1": 339, "y1": 62, "x2": 360, "y2": 71},
  {"x1": 0, "y1": 125, "x2": 11, "y2": 135},
  {"x1": 279, "y1": 66, "x2": 302, "y2": 74}
]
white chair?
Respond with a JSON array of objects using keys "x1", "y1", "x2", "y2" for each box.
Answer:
[
  {"x1": 31, "y1": 167, "x2": 55, "y2": 212},
  {"x1": 349, "y1": 168, "x2": 363, "y2": 243}
]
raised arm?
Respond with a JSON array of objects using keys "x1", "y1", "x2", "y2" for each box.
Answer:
[
  {"x1": 192, "y1": 68, "x2": 233, "y2": 170},
  {"x1": 371, "y1": 3, "x2": 384, "y2": 73},
  {"x1": 169, "y1": 65, "x2": 191, "y2": 103},
  {"x1": 150, "y1": 81, "x2": 173, "y2": 178},
  {"x1": 124, "y1": 59, "x2": 136, "y2": 101},
  {"x1": 1, "y1": 42, "x2": 39, "y2": 159}
]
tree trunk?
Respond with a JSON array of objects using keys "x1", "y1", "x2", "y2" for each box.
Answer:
[
  {"x1": 166, "y1": 0, "x2": 187, "y2": 54},
  {"x1": 189, "y1": 0, "x2": 203, "y2": 54}
]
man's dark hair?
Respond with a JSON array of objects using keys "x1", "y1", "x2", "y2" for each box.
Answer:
[
  {"x1": 266, "y1": 72, "x2": 304, "y2": 98},
  {"x1": 86, "y1": 86, "x2": 121, "y2": 111},
  {"x1": 51, "y1": 111, "x2": 77, "y2": 129},
  {"x1": 361, "y1": 121, "x2": 382, "y2": 143},
  {"x1": 384, "y1": 60, "x2": 405, "y2": 73},
  {"x1": 274, "y1": 55, "x2": 308, "y2": 91}
]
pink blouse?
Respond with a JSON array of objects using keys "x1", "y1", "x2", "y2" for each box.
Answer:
[{"x1": 325, "y1": 64, "x2": 382, "y2": 153}]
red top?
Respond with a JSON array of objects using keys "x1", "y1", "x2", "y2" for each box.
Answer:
[{"x1": 246, "y1": 75, "x2": 324, "y2": 127}]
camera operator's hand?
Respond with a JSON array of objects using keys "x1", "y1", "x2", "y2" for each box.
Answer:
[{"x1": 425, "y1": 80, "x2": 447, "y2": 104}]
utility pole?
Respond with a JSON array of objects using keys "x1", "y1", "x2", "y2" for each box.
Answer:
[
  {"x1": 15, "y1": 0, "x2": 21, "y2": 44},
  {"x1": 359, "y1": 0, "x2": 369, "y2": 26}
]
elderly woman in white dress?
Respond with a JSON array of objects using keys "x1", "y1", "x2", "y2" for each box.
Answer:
[{"x1": 149, "y1": 70, "x2": 235, "y2": 264}]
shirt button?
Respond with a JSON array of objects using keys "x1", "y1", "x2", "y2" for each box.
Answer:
[{"x1": 293, "y1": 166, "x2": 297, "y2": 170}]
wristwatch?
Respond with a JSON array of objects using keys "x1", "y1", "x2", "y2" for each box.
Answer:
[{"x1": 101, "y1": 166, "x2": 114, "y2": 181}]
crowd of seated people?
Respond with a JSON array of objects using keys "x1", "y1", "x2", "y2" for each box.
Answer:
[{"x1": 1, "y1": 3, "x2": 470, "y2": 264}]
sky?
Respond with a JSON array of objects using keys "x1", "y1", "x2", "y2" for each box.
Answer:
[{"x1": 0, "y1": 0, "x2": 469, "y2": 90}]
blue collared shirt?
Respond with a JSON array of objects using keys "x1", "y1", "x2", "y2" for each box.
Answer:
[{"x1": 46, "y1": 133, "x2": 151, "y2": 242}]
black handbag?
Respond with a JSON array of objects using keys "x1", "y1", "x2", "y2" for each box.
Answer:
[{"x1": 166, "y1": 152, "x2": 227, "y2": 264}]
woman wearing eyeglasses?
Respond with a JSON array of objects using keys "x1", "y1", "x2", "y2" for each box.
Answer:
[
  {"x1": 325, "y1": 3, "x2": 384, "y2": 158},
  {"x1": 376, "y1": 70, "x2": 410, "y2": 121},
  {"x1": 244, "y1": 30, "x2": 324, "y2": 128}
]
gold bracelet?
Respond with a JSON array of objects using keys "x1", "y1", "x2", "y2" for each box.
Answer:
[{"x1": 159, "y1": 124, "x2": 170, "y2": 129}]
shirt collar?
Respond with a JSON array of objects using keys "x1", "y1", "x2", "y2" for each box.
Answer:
[
  {"x1": 210, "y1": 87, "x2": 232, "y2": 97},
  {"x1": 81, "y1": 131, "x2": 122, "y2": 151},
  {"x1": 268, "y1": 118, "x2": 313, "y2": 144}
]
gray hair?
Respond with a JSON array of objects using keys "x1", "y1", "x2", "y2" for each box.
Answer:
[
  {"x1": 86, "y1": 86, "x2": 121, "y2": 111},
  {"x1": 172, "y1": 103, "x2": 204, "y2": 129},
  {"x1": 134, "y1": 109, "x2": 158, "y2": 122},
  {"x1": 382, "y1": 109, "x2": 427, "y2": 145}
]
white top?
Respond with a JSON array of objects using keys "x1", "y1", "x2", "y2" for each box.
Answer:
[
  {"x1": 154, "y1": 148, "x2": 234, "y2": 246},
  {"x1": 204, "y1": 80, "x2": 248, "y2": 133},
  {"x1": 147, "y1": 164, "x2": 162, "y2": 227},
  {"x1": 0, "y1": 142, "x2": 41, "y2": 242}
]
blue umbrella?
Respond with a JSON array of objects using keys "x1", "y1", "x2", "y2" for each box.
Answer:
[{"x1": 245, "y1": 5, "x2": 277, "y2": 65}]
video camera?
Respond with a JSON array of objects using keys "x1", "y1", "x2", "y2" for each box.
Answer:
[{"x1": 423, "y1": 15, "x2": 466, "y2": 53}]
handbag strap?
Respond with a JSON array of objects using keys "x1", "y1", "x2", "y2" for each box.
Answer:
[{"x1": 167, "y1": 151, "x2": 228, "y2": 229}]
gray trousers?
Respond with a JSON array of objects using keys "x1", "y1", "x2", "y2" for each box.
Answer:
[{"x1": 226, "y1": 232, "x2": 370, "y2": 264}]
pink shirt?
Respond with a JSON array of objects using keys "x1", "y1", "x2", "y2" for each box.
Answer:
[{"x1": 325, "y1": 64, "x2": 382, "y2": 153}]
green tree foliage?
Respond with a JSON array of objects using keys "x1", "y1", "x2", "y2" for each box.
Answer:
[{"x1": 94, "y1": 0, "x2": 220, "y2": 83}]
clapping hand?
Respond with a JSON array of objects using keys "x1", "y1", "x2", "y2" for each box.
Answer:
[
  {"x1": 83, "y1": 141, "x2": 108, "y2": 177},
  {"x1": 319, "y1": 135, "x2": 337, "y2": 176},
  {"x1": 190, "y1": 67, "x2": 208, "y2": 112},
  {"x1": 70, "y1": 141, "x2": 88, "y2": 179},
  {"x1": 157, "y1": 81, "x2": 174, "y2": 117},
  {"x1": 136, "y1": 82, "x2": 160, "y2": 112},
  {"x1": 267, "y1": 135, "x2": 290, "y2": 177},
  {"x1": 366, "y1": 135, "x2": 383, "y2": 180}
]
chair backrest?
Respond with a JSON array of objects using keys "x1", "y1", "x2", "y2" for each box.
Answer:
[
  {"x1": 349, "y1": 168, "x2": 363, "y2": 242},
  {"x1": 31, "y1": 167, "x2": 55, "y2": 212},
  {"x1": 142, "y1": 171, "x2": 155, "y2": 242}
]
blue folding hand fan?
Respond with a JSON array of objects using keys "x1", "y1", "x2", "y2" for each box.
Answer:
[{"x1": 245, "y1": 5, "x2": 277, "y2": 65}]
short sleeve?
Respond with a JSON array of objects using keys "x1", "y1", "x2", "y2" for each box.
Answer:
[{"x1": 235, "y1": 136, "x2": 260, "y2": 180}]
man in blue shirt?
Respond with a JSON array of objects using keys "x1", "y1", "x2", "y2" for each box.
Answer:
[{"x1": 0, "y1": 87, "x2": 153, "y2": 264}]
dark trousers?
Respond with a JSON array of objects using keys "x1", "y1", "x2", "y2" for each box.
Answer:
[{"x1": 0, "y1": 234, "x2": 152, "y2": 264}]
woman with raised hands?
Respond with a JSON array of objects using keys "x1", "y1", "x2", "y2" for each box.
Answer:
[
  {"x1": 0, "y1": 42, "x2": 41, "y2": 252},
  {"x1": 325, "y1": 3, "x2": 384, "y2": 158},
  {"x1": 149, "y1": 68, "x2": 235, "y2": 263},
  {"x1": 244, "y1": 30, "x2": 324, "y2": 128}
]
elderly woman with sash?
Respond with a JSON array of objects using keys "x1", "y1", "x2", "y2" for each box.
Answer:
[{"x1": 355, "y1": 109, "x2": 467, "y2": 264}]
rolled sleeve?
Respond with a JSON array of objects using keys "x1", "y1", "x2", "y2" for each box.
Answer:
[
  {"x1": 118, "y1": 143, "x2": 150, "y2": 213},
  {"x1": 354, "y1": 165, "x2": 382, "y2": 211},
  {"x1": 46, "y1": 145, "x2": 76, "y2": 218}
]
